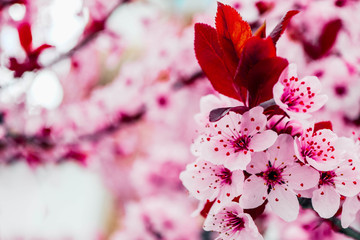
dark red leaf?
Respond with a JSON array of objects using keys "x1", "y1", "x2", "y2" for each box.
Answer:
[
  {"x1": 255, "y1": 1, "x2": 274, "y2": 15},
  {"x1": 216, "y1": 2, "x2": 252, "y2": 62},
  {"x1": 246, "y1": 57, "x2": 288, "y2": 107},
  {"x1": 319, "y1": 19, "x2": 342, "y2": 56},
  {"x1": 235, "y1": 36, "x2": 276, "y2": 89},
  {"x1": 314, "y1": 121, "x2": 333, "y2": 132},
  {"x1": 269, "y1": 10, "x2": 299, "y2": 45},
  {"x1": 194, "y1": 23, "x2": 241, "y2": 101},
  {"x1": 18, "y1": 22, "x2": 32, "y2": 53},
  {"x1": 303, "y1": 19, "x2": 342, "y2": 60},
  {"x1": 209, "y1": 106, "x2": 249, "y2": 122},
  {"x1": 254, "y1": 21, "x2": 266, "y2": 38}
]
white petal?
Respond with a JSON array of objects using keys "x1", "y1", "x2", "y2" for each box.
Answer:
[{"x1": 249, "y1": 130, "x2": 277, "y2": 152}]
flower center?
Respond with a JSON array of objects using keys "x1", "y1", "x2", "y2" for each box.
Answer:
[
  {"x1": 216, "y1": 168, "x2": 233, "y2": 185},
  {"x1": 225, "y1": 211, "x2": 245, "y2": 232},
  {"x1": 319, "y1": 171, "x2": 336, "y2": 186},
  {"x1": 232, "y1": 135, "x2": 250, "y2": 152},
  {"x1": 262, "y1": 163, "x2": 285, "y2": 188},
  {"x1": 301, "y1": 145, "x2": 314, "y2": 159}
]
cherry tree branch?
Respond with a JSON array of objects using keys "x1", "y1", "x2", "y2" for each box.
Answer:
[
  {"x1": 299, "y1": 198, "x2": 360, "y2": 240},
  {"x1": 46, "y1": 0, "x2": 131, "y2": 68}
]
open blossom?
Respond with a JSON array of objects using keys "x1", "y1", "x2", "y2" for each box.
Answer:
[
  {"x1": 240, "y1": 134, "x2": 319, "y2": 221},
  {"x1": 180, "y1": 158, "x2": 243, "y2": 205},
  {"x1": 196, "y1": 106, "x2": 277, "y2": 171},
  {"x1": 294, "y1": 126, "x2": 347, "y2": 171},
  {"x1": 273, "y1": 63, "x2": 328, "y2": 118},
  {"x1": 204, "y1": 202, "x2": 263, "y2": 240},
  {"x1": 311, "y1": 157, "x2": 360, "y2": 219}
]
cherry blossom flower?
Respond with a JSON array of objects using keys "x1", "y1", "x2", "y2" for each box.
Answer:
[
  {"x1": 196, "y1": 106, "x2": 277, "y2": 171},
  {"x1": 204, "y1": 202, "x2": 263, "y2": 240},
  {"x1": 240, "y1": 134, "x2": 319, "y2": 221},
  {"x1": 180, "y1": 158, "x2": 243, "y2": 206},
  {"x1": 294, "y1": 126, "x2": 348, "y2": 171},
  {"x1": 273, "y1": 63, "x2": 328, "y2": 118},
  {"x1": 311, "y1": 158, "x2": 360, "y2": 219}
]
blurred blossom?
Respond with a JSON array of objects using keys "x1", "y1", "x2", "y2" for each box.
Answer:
[{"x1": 1, "y1": 0, "x2": 360, "y2": 239}]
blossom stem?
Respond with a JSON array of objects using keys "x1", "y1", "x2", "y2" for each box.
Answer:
[
  {"x1": 271, "y1": 115, "x2": 286, "y2": 130},
  {"x1": 201, "y1": 230, "x2": 212, "y2": 240},
  {"x1": 299, "y1": 198, "x2": 360, "y2": 240}
]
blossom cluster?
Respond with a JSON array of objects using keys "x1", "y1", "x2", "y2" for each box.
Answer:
[{"x1": 181, "y1": 3, "x2": 360, "y2": 239}]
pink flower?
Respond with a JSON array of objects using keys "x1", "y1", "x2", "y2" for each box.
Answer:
[
  {"x1": 204, "y1": 202, "x2": 264, "y2": 240},
  {"x1": 311, "y1": 160, "x2": 360, "y2": 219},
  {"x1": 240, "y1": 134, "x2": 319, "y2": 222},
  {"x1": 180, "y1": 158, "x2": 243, "y2": 205},
  {"x1": 273, "y1": 63, "x2": 328, "y2": 118},
  {"x1": 294, "y1": 126, "x2": 347, "y2": 171},
  {"x1": 196, "y1": 106, "x2": 277, "y2": 170}
]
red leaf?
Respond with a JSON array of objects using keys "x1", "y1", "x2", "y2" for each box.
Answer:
[
  {"x1": 215, "y1": 2, "x2": 252, "y2": 61},
  {"x1": 319, "y1": 19, "x2": 342, "y2": 56},
  {"x1": 269, "y1": 10, "x2": 299, "y2": 45},
  {"x1": 194, "y1": 23, "x2": 241, "y2": 101},
  {"x1": 254, "y1": 21, "x2": 266, "y2": 38},
  {"x1": 18, "y1": 22, "x2": 32, "y2": 53},
  {"x1": 314, "y1": 121, "x2": 333, "y2": 132},
  {"x1": 255, "y1": 1, "x2": 274, "y2": 15},
  {"x1": 235, "y1": 36, "x2": 276, "y2": 89},
  {"x1": 303, "y1": 19, "x2": 342, "y2": 60},
  {"x1": 246, "y1": 57, "x2": 288, "y2": 107}
]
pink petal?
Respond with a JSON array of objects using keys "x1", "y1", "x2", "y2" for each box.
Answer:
[
  {"x1": 309, "y1": 94, "x2": 328, "y2": 112},
  {"x1": 246, "y1": 152, "x2": 268, "y2": 174},
  {"x1": 335, "y1": 163, "x2": 360, "y2": 197},
  {"x1": 306, "y1": 156, "x2": 339, "y2": 172},
  {"x1": 249, "y1": 130, "x2": 277, "y2": 152},
  {"x1": 312, "y1": 185, "x2": 340, "y2": 218},
  {"x1": 341, "y1": 195, "x2": 360, "y2": 228},
  {"x1": 267, "y1": 134, "x2": 295, "y2": 167},
  {"x1": 179, "y1": 159, "x2": 220, "y2": 201},
  {"x1": 273, "y1": 81, "x2": 286, "y2": 108},
  {"x1": 268, "y1": 186, "x2": 299, "y2": 222},
  {"x1": 294, "y1": 137, "x2": 306, "y2": 164},
  {"x1": 286, "y1": 164, "x2": 319, "y2": 190},
  {"x1": 240, "y1": 175, "x2": 267, "y2": 209},
  {"x1": 240, "y1": 106, "x2": 267, "y2": 135},
  {"x1": 200, "y1": 135, "x2": 240, "y2": 168},
  {"x1": 218, "y1": 170, "x2": 244, "y2": 203},
  {"x1": 225, "y1": 150, "x2": 251, "y2": 171}
]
